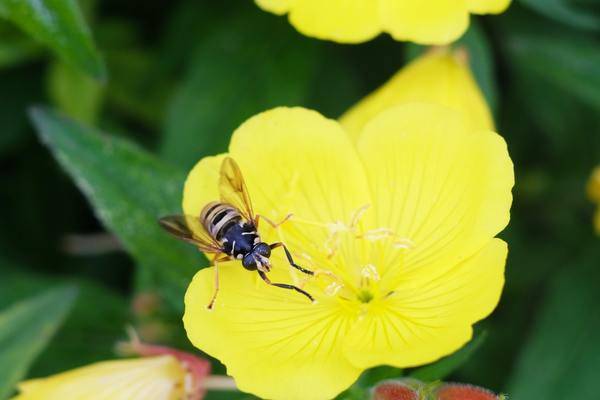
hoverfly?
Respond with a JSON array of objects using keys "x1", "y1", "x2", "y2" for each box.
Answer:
[{"x1": 159, "y1": 157, "x2": 314, "y2": 309}]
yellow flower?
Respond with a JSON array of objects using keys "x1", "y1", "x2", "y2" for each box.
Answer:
[
  {"x1": 182, "y1": 101, "x2": 513, "y2": 398},
  {"x1": 13, "y1": 356, "x2": 190, "y2": 400},
  {"x1": 340, "y1": 47, "x2": 494, "y2": 141},
  {"x1": 587, "y1": 166, "x2": 600, "y2": 233},
  {"x1": 255, "y1": 0, "x2": 512, "y2": 44}
]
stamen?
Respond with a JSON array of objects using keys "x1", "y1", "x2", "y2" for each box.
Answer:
[
  {"x1": 323, "y1": 204, "x2": 369, "y2": 258},
  {"x1": 393, "y1": 238, "x2": 415, "y2": 249},
  {"x1": 349, "y1": 204, "x2": 370, "y2": 229},
  {"x1": 361, "y1": 227, "x2": 395, "y2": 241},
  {"x1": 360, "y1": 264, "x2": 380, "y2": 282},
  {"x1": 325, "y1": 281, "x2": 344, "y2": 296},
  {"x1": 298, "y1": 252, "x2": 314, "y2": 263},
  {"x1": 358, "y1": 227, "x2": 415, "y2": 250},
  {"x1": 324, "y1": 231, "x2": 341, "y2": 259},
  {"x1": 326, "y1": 221, "x2": 349, "y2": 234}
]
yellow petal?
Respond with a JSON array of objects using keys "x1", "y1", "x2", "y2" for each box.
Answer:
[
  {"x1": 255, "y1": 0, "x2": 295, "y2": 15},
  {"x1": 232, "y1": 106, "x2": 369, "y2": 209},
  {"x1": 182, "y1": 107, "x2": 373, "y2": 399},
  {"x1": 344, "y1": 239, "x2": 507, "y2": 368},
  {"x1": 183, "y1": 107, "x2": 372, "y2": 281},
  {"x1": 340, "y1": 49, "x2": 494, "y2": 141},
  {"x1": 183, "y1": 154, "x2": 225, "y2": 218},
  {"x1": 357, "y1": 103, "x2": 513, "y2": 280},
  {"x1": 288, "y1": 0, "x2": 380, "y2": 43},
  {"x1": 380, "y1": 0, "x2": 470, "y2": 45},
  {"x1": 468, "y1": 0, "x2": 512, "y2": 14},
  {"x1": 14, "y1": 356, "x2": 185, "y2": 400},
  {"x1": 586, "y1": 166, "x2": 600, "y2": 203},
  {"x1": 255, "y1": 0, "x2": 511, "y2": 44},
  {"x1": 184, "y1": 265, "x2": 361, "y2": 400},
  {"x1": 185, "y1": 107, "x2": 370, "y2": 223},
  {"x1": 228, "y1": 107, "x2": 370, "y2": 224}
]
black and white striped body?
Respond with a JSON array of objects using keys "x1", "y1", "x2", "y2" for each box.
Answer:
[{"x1": 200, "y1": 202, "x2": 262, "y2": 268}]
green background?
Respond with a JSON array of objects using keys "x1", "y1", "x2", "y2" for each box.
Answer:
[{"x1": 0, "y1": 0, "x2": 599, "y2": 399}]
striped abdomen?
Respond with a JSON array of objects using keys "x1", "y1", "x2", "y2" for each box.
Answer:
[{"x1": 200, "y1": 202, "x2": 242, "y2": 240}]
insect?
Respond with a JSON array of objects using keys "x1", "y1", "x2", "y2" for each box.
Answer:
[{"x1": 159, "y1": 157, "x2": 315, "y2": 309}]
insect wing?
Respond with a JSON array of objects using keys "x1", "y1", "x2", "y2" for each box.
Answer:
[
  {"x1": 219, "y1": 157, "x2": 254, "y2": 221},
  {"x1": 159, "y1": 215, "x2": 222, "y2": 254}
]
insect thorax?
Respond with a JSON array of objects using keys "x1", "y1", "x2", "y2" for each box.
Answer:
[{"x1": 221, "y1": 222, "x2": 259, "y2": 258}]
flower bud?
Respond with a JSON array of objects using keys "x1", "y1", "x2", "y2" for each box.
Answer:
[
  {"x1": 435, "y1": 383, "x2": 504, "y2": 400},
  {"x1": 372, "y1": 379, "x2": 421, "y2": 400}
]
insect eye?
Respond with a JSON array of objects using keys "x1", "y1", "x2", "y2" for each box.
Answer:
[
  {"x1": 242, "y1": 255, "x2": 256, "y2": 270},
  {"x1": 256, "y1": 243, "x2": 271, "y2": 257}
]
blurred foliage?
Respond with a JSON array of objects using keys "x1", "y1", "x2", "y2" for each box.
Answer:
[
  {"x1": 0, "y1": 261, "x2": 129, "y2": 377},
  {"x1": 31, "y1": 107, "x2": 201, "y2": 311},
  {"x1": 0, "y1": 0, "x2": 105, "y2": 79},
  {"x1": 409, "y1": 331, "x2": 487, "y2": 382},
  {"x1": 0, "y1": 285, "x2": 76, "y2": 399},
  {"x1": 0, "y1": 0, "x2": 599, "y2": 399},
  {"x1": 507, "y1": 247, "x2": 600, "y2": 400}
]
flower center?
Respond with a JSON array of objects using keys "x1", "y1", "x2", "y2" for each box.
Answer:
[
  {"x1": 280, "y1": 206, "x2": 414, "y2": 307},
  {"x1": 356, "y1": 289, "x2": 374, "y2": 303}
]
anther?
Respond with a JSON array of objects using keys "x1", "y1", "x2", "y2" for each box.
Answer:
[
  {"x1": 393, "y1": 238, "x2": 415, "y2": 249},
  {"x1": 360, "y1": 264, "x2": 380, "y2": 282},
  {"x1": 349, "y1": 204, "x2": 371, "y2": 229},
  {"x1": 325, "y1": 281, "x2": 344, "y2": 296},
  {"x1": 361, "y1": 228, "x2": 395, "y2": 241}
]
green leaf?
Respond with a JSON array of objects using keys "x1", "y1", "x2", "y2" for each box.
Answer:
[
  {"x1": 336, "y1": 384, "x2": 369, "y2": 400},
  {"x1": 360, "y1": 366, "x2": 404, "y2": 388},
  {"x1": 0, "y1": 0, "x2": 105, "y2": 79},
  {"x1": 505, "y1": 62, "x2": 598, "y2": 156},
  {"x1": 160, "y1": 8, "x2": 318, "y2": 169},
  {"x1": 410, "y1": 331, "x2": 487, "y2": 382},
  {"x1": 518, "y1": 0, "x2": 600, "y2": 32},
  {"x1": 496, "y1": 8, "x2": 600, "y2": 158},
  {"x1": 305, "y1": 47, "x2": 362, "y2": 119},
  {"x1": 506, "y1": 250, "x2": 600, "y2": 400},
  {"x1": 48, "y1": 61, "x2": 104, "y2": 124},
  {"x1": 0, "y1": 24, "x2": 42, "y2": 68},
  {"x1": 0, "y1": 66, "x2": 43, "y2": 156},
  {"x1": 0, "y1": 262, "x2": 130, "y2": 376},
  {"x1": 30, "y1": 107, "x2": 202, "y2": 311},
  {"x1": 103, "y1": 48, "x2": 171, "y2": 128},
  {"x1": 502, "y1": 22, "x2": 600, "y2": 111},
  {"x1": 0, "y1": 286, "x2": 77, "y2": 399}
]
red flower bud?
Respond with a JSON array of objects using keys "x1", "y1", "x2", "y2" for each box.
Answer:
[
  {"x1": 372, "y1": 380, "x2": 419, "y2": 400},
  {"x1": 436, "y1": 383, "x2": 501, "y2": 400}
]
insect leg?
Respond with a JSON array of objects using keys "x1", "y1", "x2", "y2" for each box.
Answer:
[
  {"x1": 255, "y1": 213, "x2": 293, "y2": 229},
  {"x1": 207, "y1": 254, "x2": 230, "y2": 310},
  {"x1": 270, "y1": 242, "x2": 314, "y2": 275},
  {"x1": 258, "y1": 270, "x2": 314, "y2": 302}
]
